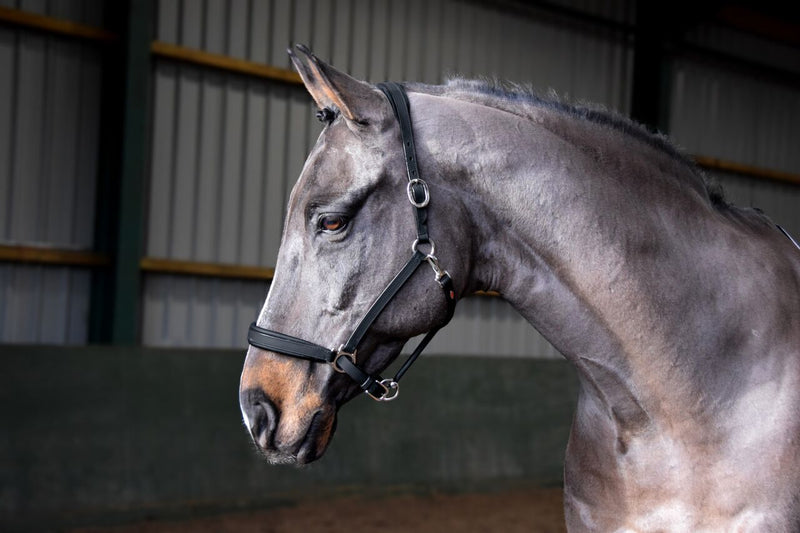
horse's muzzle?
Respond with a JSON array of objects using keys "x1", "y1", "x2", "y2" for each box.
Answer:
[{"x1": 239, "y1": 387, "x2": 334, "y2": 464}]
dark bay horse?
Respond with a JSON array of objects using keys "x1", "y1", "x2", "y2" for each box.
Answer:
[{"x1": 239, "y1": 45, "x2": 800, "y2": 531}]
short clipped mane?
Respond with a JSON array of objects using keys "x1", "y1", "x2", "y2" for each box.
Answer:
[{"x1": 407, "y1": 78, "x2": 727, "y2": 208}]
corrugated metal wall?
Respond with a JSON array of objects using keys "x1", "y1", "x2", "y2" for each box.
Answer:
[
  {"x1": 669, "y1": 61, "x2": 800, "y2": 236},
  {"x1": 142, "y1": 0, "x2": 634, "y2": 353},
  {"x1": 0, "y1": 0, "x2": 104, "y2": 343},
  {"x1": 144, "y1": 0, "x2": 635, "y2": 275},
  {"x1": 0, "y1": 264, "x2": 91, "y2": 343},
  {"x1": 0, "y1": 0, "x2": 104, "y2": 26},
  {"x1": 670, "y1": 23, "x2": 800, "y2": 236},
  {"x1": 142, "y1": 274, "x2": 267, "y2": 348},
  {"x1": 1, "y1": 1, "x2": 798, "y2": 353}
]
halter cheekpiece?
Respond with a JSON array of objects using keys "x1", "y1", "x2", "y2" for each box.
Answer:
[{"x1": 247, "y1": 82, "x2": 457, "y2": 402}]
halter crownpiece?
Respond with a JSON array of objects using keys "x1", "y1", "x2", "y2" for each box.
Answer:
[{"x1": 247, "y1": 82, "x2": 457, "y2": 402}]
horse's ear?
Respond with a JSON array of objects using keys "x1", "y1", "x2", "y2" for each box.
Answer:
[{"x1": 289, "y1": 44, "x2": 385, "y2": 126}]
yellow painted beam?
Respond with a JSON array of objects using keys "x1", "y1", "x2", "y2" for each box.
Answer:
[
  {"x1": 693, "y1": 155, "x2": 800, "y2": 186},
  {"x1": 140, "y1": 257, "x2": 275, "y2": 281},
  {"x1": 0, "y1": 245, "x2": 110, "y2": 267},
  {"x1": 138, "y1": 257, "x2": 506, "y2": 299},
  {"x1": 0, "y1": 6, "x2": 116, "y2": 41},
  {"x1": 151, "y1": 40, "x2": 302, "y2": 85}
]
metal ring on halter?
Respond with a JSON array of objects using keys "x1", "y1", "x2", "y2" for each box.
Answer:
[
  {"x1": 411, "y1": 238, "x2": 435, "y2": 257},
  {"x1": 332, "y1": 346, "x2": 356, "y2": 373},
  {"x1": 406, "y1": 178, "x2": 430, "y2": 208},
  {"x1": 367, "y1": 379, "x2": 400, "y2": 402}
]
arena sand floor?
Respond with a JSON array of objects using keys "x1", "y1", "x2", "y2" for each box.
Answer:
[{"x1": 69, "y1": 487, "x2": 566, "y2": 533}]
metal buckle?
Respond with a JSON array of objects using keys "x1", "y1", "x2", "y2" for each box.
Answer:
[
  {"x1": 366, "y1": 379, "x2": 400, "y2": 402},
  {"x1": 332, "y1": 346, "x2": 356, "y2": 373},
  {"x1": 425, "y1": 254, "x2": 449, "y2": 282},
  {"x1": 406, "y1": 179, "x2": 430, "y2": 208}
]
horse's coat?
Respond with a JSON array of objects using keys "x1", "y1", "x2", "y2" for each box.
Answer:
[{"x1": 239, "y1": 46, "x2": 800, "y2": 531}]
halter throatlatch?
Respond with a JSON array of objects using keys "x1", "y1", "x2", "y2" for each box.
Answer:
[{"x1": 247, "y1": 82, "x2": 457, "y2": 402}]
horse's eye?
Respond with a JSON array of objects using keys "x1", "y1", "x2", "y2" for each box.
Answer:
[{"x1": 319, "y1": 214, "x2": 348, "y2": 233}]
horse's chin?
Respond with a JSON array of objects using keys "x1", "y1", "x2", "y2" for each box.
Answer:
[
  {"x1": 260, "y1": 449, "x2": 321, "y2": 466},
  {"x1": 260, "y1": 450, "x2": 306, "y2": 466},
  {"x1": 254, "y1": 408, "x2": 338, "y2": 466},
  {"x1": 257, "y1": 442, "x2": 328, "y2": 466}
]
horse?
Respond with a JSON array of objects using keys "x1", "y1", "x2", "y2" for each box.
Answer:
[{"x1": 238, "y1": 45, "x2": 800, "y2": 531}]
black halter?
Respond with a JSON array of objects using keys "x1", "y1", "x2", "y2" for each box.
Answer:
[{"x1": 247, "y1": 82, "x2": 457, "y2": 402}]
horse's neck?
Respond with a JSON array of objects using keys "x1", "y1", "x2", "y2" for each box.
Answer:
[
  {"x1": 416, "y1": 91, "x2": 800, "y2": 526},
  {"x1": 472, "y1": 138, "x2": 704, "y2": 430},
  {"x1": 419, "y1": 92, "x2": 788, "y2": 430}
]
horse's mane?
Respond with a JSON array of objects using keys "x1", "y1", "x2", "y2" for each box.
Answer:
[{"x1": 406, "y1": 78, "x2": 727, "y2": 208}]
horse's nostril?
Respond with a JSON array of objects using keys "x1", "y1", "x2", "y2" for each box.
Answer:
[
  {"x1": 240, "y1": 389, "x2": 277, "y2": 448},
  {"x1": 249, "y1": 403, "x2": 269, "y2": 441}
]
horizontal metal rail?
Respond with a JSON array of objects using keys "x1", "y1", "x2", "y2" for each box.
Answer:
[
  {"x1": 151, "y1": 40, "x2": 302, "y2": 85},
  {"x1": 140, "y1": 256, "x2": 499, "y2": 297},
  {"x1": 0, "y1": 6, "x2": 116, "y2": 41},
  {"x1": 693, "y1": 156, "x2": 800, "y2": 186},
  {"x1": 0, "y1": 245, "x2": 110, "y2": 267},
  {"x1": 139, "y1": 257, "x2": 275, "y2": 281}
]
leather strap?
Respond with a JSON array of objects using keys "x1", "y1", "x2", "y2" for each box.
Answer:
[
  {"x1": 335, "y1": 355, "x2": 390, "y2": 399},
  {"x1": 778, "y1": 224, "x2": 800, "y2": 251},
  {"x1": 377, "y1": 82, "x2": 430, "y2": 243},
  {"x1": 394, "y1": 272, "x2": 456, "y2": 382},
  {"x1": 247, "y1": 252, "x2": 456, "y2": 399},
  {"x1": 342, "y1": 250, "x2": 426, "y2": 354},
  {"x1": 338, "y1": 263, "x2": 457, "y2": 397},
  {"x1": 247, "y1": 325, "x2": 335, "y2": 362}
]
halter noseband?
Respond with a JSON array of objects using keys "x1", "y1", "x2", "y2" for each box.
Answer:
[{"x1": 247, "y1": 82, "x2": 457, "y2": 402}]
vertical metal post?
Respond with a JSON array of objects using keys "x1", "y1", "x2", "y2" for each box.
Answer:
[
  {"x1": 630, "y1": 1, "x2": 669, "y2": 133},
  {"x1": 89, "y1": 5, "x2": 125, "y2": 343},
  {"x1": 110, "y1": 0, "x2": 153, "y2": 344}
]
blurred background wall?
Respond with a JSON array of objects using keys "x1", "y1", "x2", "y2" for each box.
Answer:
[
  {"x1": 0, "y1": 0, "x2": 798, "y2": 529},
  {"x1": 1, "y1": 0, "x2": 798, "y2": 350}
]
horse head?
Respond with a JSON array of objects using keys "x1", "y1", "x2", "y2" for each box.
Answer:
[{"x1": 238, "y1": 46, "x2": 468, "y2": 464}]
